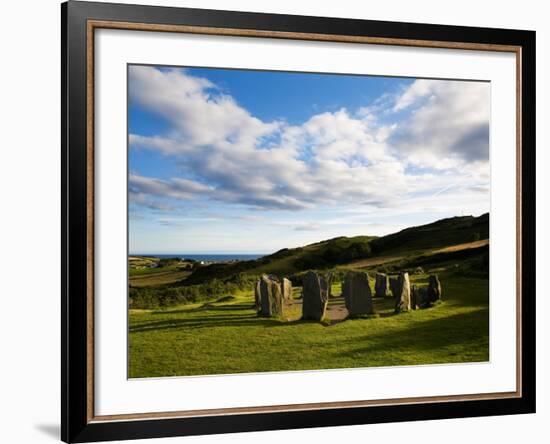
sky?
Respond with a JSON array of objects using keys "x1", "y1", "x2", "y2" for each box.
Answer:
[{"x1": 128, "y1": 65, "x2": 490, "y2": 254}]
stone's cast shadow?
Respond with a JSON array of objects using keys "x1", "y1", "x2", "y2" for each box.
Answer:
[
  {"x1": 151, "y1": 302, "x2": 255, "y2": 316},
  {"x1": 137, "y1": 299, "x2": 402, "y2": 334},
  {"x1": 130, "y1": 312, "x2": 302, "y2": 333}
]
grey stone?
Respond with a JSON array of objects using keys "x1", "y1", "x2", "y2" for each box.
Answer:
[
  {"x1": 389, "y1": 277, "x2": 399, "y2": 299},
  {"x1": 320, "y1": 272, "x2": 333, "y2": 299},
  {"x1": 411, "y1": 285, "x2": 418, "y2": 310},
  {"x1": 392, "y1": 272, "x2": 411, "y2": 313},
  {"x1": 412, "y1": 284, "x2": 433, "y2": 309},
  {"x1": 254, "y1": 279, "x2": 261, "y2": 311},
  {"x1": 282, "y1": 278, "x2": 293, "y2": 300},
  {"x1": 302, "y1": 271, "x2": 328, "y2": 321},
  {"x1": 419, "y1": 287, "x2": 429, "y2": 307},
  {"x1": 258, "y1": 274, "x2": 283, "y2": 317},
  {"x1": 342, "y1": 271, "x2": 374, "y2": 316},
  {"x1": 427, "y1": 275, "x2": 442, "y2": 303},
  {"x1": 374, "y1": 272, "x2": 390, "y2": 298},
  {"x1": 410, "y1": 285, "x2": 426, "y2": 309}
]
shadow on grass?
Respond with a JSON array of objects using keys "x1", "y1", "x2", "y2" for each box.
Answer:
[
  {"x1": 152, "y1": 302, "x2": 254, "y2": 315},
  {"x1": 132, "y1": 305, "x2": 448, "y2": 334},
  {"x1": 200, "y1": 303, "x2": 257, "y2": 312},
  {"x1": 334, "y1": 308, "x2": 489, "y2": 358},
  {"x1": 130, "y1": 312, "x2": 306, "y2": 333}
]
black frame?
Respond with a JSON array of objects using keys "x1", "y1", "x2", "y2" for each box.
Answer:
[{"x1": 62, "y1": 1, "x2": 536, "y2": 442}]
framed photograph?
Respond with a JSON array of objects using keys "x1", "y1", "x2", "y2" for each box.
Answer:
[{"x1": 62, "y1": 1, "x2": 536, "y2": 442}]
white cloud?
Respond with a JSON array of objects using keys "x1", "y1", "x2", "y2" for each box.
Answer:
[
  {"x1": 129, "y1": 66, "x2": 279, "y2": 148},
  {"x1": 129, "y1": 174, "x2": 213, "y2": 201},
  {"x1": 390, "y1": 79, "x2": 490, "y2": 168},
  {"x1": 128, "y1": 66, "x2": 490, "y2": 215},
  {"x1": 393, "y1": 79, "x2": 435, "y2": 111}
]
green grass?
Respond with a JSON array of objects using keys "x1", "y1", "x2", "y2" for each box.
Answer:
[
  {"x1": 128, "y1": 214, "x2": 490, "y2": 377},
  {"x1": 128, "y1": 273, "x2": 488, "y2": 378}
]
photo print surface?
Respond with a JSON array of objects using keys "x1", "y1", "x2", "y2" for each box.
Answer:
[{"x1": 127, "y1": 64, "x2": 490, "y2": 378}]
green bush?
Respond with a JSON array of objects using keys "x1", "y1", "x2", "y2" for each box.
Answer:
[
  {"x1": 129, "y1": 272, "x2": 259, "y2": 309},
  {"x1": 341, "y1": 242, "x2": 372, "y2": 262}
]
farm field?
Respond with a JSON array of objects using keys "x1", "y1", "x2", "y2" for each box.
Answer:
[{"x1": 129, "y1": 270, "x2": 192, "y2": 287}]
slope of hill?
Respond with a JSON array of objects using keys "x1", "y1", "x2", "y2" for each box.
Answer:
[
  {"x1": 369, "y1": 213, "x2": 489, "y2": 254},
  {"x1": 184, "y1": 213, "x2": 489, "y2": 285}
]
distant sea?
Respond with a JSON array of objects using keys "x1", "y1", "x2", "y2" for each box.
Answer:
[{"x1": 137, "y1": 254, "x2": 265, "y2": 261}]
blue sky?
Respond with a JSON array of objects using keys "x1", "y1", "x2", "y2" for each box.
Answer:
[{"x1": 128, "y1": 65, "x2": 490, "y2": 254}]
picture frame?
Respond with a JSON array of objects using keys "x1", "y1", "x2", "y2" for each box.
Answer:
[{"x1": 61, "y1": 1, "x2": 536, "y2": 442}]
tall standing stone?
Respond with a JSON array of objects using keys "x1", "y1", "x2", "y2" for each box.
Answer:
[
  {"x1": 389, "y1": 277, "x2": 399, "y2": 299},
  {"x1": 259, "y1": 274, "x2": 283, "y2": 317},
  {"x1": 282, "y1": 278, "x2": 293, "y2": 300},
  {"x1": 411, "y1": 285, "x2": 418, "y2": 310},
  {"x1": 342, "y1": 271, "x2": 374, "y2": 316},
  {"x1": 393, "y1": 272, "x2": 411, "y2": 313},
  {"x1": 302, "y1": 271, "x2": 328, "y2": 321},
  {"x1": 254, "y1": 279, "x2": 262, "y2": 311},
  {"x1": 374, "y1": 272, "x2": 390, "y2": 298},
  {"x1": 427, "y1": 275, "x2": 442, "y2": 303},
  {"x1": 319, "y1": 273, "x2": 333, "y2": 299}
]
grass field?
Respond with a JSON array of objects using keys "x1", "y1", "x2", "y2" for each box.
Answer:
[
  {"x1": 128, "y1": 272, "x2": 488, "y2": 378},
  {"x1": 128, "y1": 214, "x2": 490, "y2": 378}
]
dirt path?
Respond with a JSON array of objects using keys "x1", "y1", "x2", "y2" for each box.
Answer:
[
  {"x1": 431, "y1": 239, "x2": 489, "y2": 254},
  {"x1": 349, "y1": 239, "x2": 489, "y2": 269},
  {"x1": 286, "y1": 296, "x2": 349, "y2": 323},
  {"x1": 348, "y1": 254, "x2": 405, "y2": 269},
  {"x1": 326, "y1": 298, "x2": 349, "y2": 322}
]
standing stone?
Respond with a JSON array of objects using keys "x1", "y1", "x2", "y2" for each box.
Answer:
[
  {"x1": 393, "y1": 272, "x2": 411, "y2": 313},
  {"x1": 419, "y1": 287, "x2": 429, "y2": 308},
  {"x1": 389, "y1": 277, "x2": 399, "y2": 299},
  {"x1": 259, "y1": 274, "x2": 283, "y2": 317},
  {"x1": 427, "y1": 275, "x2": 442, "y2": 303},
  {"x1": 254, "y1": 279, "x2": 262, "y2": 311},
  {"x1": 319, "y1": 273, "x2": 333, "y2": 299},
  {"x1": 374, "y1": 272, "x2": 390, "y2": 298},
  {"x1": 412, "y1": 285, "x2": 432, "y2": 309},
  {"x1": 342, "y1": 271, "x2": 374, "y2": 316},
  {"x1": 411, "y1": 285, "x2": 418, "y2": 310},
  {"x1": 302, "y1": 271, "x2": 328, "y2": 321},
  {"x1": 282, "y1": 278, "x2": 293, "y2": 300}
]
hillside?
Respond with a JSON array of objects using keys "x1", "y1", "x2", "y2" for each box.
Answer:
[
  {"x1": 183, "y1": 213, "x2": 489, "y2": 285},
  {"x1": 369, "y1": 213, "x2": 489, "y2": 254}
]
